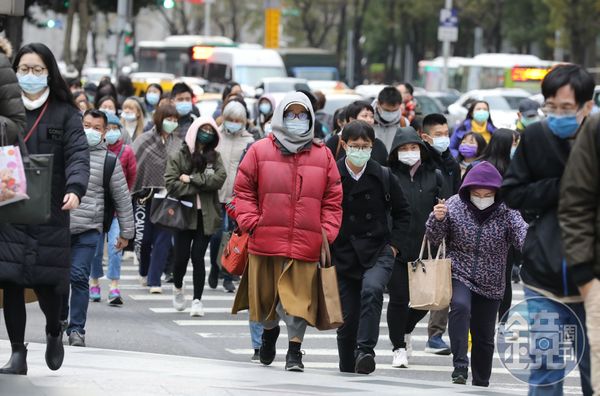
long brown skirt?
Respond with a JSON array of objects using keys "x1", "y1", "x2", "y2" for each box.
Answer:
[{"x1": 231, "y1": 254, "x2": 319, "y2": 326}]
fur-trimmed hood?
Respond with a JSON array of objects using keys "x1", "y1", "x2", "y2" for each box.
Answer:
[{"x1": 0, "y1": 37, "x2": 13, "y2": 58}]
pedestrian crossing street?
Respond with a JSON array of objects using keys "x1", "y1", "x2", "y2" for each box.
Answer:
[{"x1": 93, "y1": 256, "x2": 583, "y2": 394}]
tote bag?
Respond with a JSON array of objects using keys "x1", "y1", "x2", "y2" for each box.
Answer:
[
  {"x1": 149, "y1": 190, "x2": 194, "y2": 231},
  {"x1": 407, "y1": 237, "x2": 452, "y2": 310},
  {"x1": 316, "y1": 229, "x2": 344, "y2": 330}
]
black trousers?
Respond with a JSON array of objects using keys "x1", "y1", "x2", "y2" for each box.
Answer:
[
  {"x1": 387, "y1": 261, "x2": 428, "y2": 350},
  {"x1": 498, "y1": 262, "x2": 513, "y2": 323},
  {"x1": 2, "y1": 285, "x2": 62, "y2": 345},
  {"x1": 449, "y1": 279, "x2": 501, "y2": 386},
  {"x1": 172, "y1": 211, "x2": 212, "y2": 301},
  {"x1": 336, "y1": 247, "x2": 394, "y2": 372}
]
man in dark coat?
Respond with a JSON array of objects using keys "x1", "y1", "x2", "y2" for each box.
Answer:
[
  {"x1": 332, "y1": 120, "x2": 410, "y2": 375},
  {"x1": 502, "y1": 64, "x2": 595, "y2": 395}
]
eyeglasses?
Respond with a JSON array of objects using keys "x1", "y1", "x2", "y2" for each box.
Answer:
[
  {"x1": 346, "y1": 145, "x2": 372, "y2": 151},
  {"x1": 541, "y1": 103, "x2": 580, "y2": 116},
  {"x1": 284, "y1": 112, "x2": 309, "y2": 121},
  {"x1": 16, "y1": 65, "x2": 47, "y2": 76}
]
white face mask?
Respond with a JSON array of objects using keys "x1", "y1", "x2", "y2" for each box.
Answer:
[
  {"x1": 397, "y1": 150, "x2": 420, "y2": 166},
  {"x1": 470, "y1": 195, "x2": 495, "y2": 210}
]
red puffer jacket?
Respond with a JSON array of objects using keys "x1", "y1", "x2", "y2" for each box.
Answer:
[
  {"x1": 234, "y1": 135, "x2": 343, "y2": 262},
  {"x1": 109, "y1": 140, "x2": 137, "y2": 191}
]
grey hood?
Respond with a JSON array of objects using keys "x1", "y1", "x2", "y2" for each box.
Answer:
[{"x1": 271, "y1": 91, "x2": 314, "y2": 154}]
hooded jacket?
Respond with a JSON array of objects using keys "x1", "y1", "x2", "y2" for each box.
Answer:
[
  {"x1": 426, "y1": 161, "x2": 527, "y2": 300},
  {"x1": 0, "y1": 37, "x2": 25, "y2": 144},
  {"x1": 216, "y1": 110, "x2": 255, "y2": 204},
  {"x1": 234, "y1": 92, "x2": 343, "y2": 262},
  {"x1": 253, "y1": 94, "x2": 276, "y2": 140},
  {"x1": 389, "y1": 127, "x2": 448, "y2": 263},
  {"x1": 371, "y1": 99, "x2": 409, "y2": 152},
  {"x1": 450, "y1": 119, "x2": 497, "y2": 158},
  {"x1": 165, "y1": 116, "x2": 227, "y2": 234},
  {"x1": 70, "y1": 143, "x2": 134, "y2": 239}
]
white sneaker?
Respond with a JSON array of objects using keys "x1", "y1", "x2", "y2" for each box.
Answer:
[
  {"x1": 392, "y1": 348, "x2": 408, "y2": 368},
  {"x1": 172, "y1": 283, "x2": 186, "y2": 311},
  {"x1": 149, "y1": 286, "x2": 162, "y2": 294},
  {"x1": 405, "y1": 333, "x2": 413, "y2": 357},
  {"x1": 139, "y1": 276, "x2": 147, "y2": 287},
  {"x1": 190, "y1": 299, "x2": 204, "y2": 317}
]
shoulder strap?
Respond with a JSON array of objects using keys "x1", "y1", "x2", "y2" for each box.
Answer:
[
  {"x1": 103, "y1": 151, "x2": 118, "y2": 189},
  {"x1": 117, "y1": 144, "x2": 126, "y2": 160},
  {"x1": 24, "y1": 101, "x2": 49, "y2": 143}
]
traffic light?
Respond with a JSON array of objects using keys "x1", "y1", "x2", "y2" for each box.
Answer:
[
  {"x1": 124, "y1": 29, "x2": 134, "y2": 56},
  {"x1": 163, "y1": 0, "x2": 175, "y2": 8}
]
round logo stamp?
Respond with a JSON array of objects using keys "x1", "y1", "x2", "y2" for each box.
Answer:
[{"x1": 496, "y1": 295, "x2": 586, "y2": 386}]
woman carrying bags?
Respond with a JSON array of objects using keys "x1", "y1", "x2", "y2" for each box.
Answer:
[
  {"x1": 165, "y1": 116, "x2": 226, "y2": 317},
  {"x1": 426, "y1": 161, "x2": 527, "y2": 387}
]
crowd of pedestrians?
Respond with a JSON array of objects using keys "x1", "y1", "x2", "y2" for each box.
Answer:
[{"x1": 0, "y1": 40, "x2": 598, "y2": 396}]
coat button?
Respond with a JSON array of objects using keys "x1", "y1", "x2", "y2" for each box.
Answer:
[
  {"x1": 366, "y1": 232, "x2": 372, "y2": 237},
  {"x1": 348, "y1": 196, "x2": 354, "y2": 202},
  {"x1": 366, "y1": 213, "x2": 372, "y2": 220},
  {"x1": 365, "y1": 194, "x2": 371, "y2": 200},
  {"x1": 349, "y1": 215, "x2": 356, "y2": 221}
]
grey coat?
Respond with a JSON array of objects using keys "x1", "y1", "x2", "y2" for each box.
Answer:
[{"x1": 70, "y1": 144, "x2": 134, "y2": 239}]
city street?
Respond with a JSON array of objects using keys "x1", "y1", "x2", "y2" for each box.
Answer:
[{"x1": 0, "y1": 255, "x2": 585, "y2": 395}]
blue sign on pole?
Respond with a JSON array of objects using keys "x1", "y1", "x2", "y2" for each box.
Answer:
[{"x1": 438, "y1": 8, "x2": 458, "y2": 42}]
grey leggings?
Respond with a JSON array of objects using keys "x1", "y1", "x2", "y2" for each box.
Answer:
[{"x1": 261, "y1": 302, "x2": 308, "y2": 342}]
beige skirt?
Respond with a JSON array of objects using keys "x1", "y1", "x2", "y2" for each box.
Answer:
[{"x1": 231, "y1": 254, "x2": 319, "y2": 326}]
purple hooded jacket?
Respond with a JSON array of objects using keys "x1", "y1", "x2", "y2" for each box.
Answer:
[{"x1": 426, "y1": 161, "x2": 527, "y2": 299}]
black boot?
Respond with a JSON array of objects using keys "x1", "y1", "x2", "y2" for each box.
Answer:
[
  {"x1": 285, "y1": 342, "x2": 304, "y2": 372},
  {"x1": 451, "y1": 367, "x2": 468, "y2": 385},
  {"x1": 259, "y1": 326, "x2": 280, "y2": 365},
  {"x1": 0, "y1": 343, "x2": 28, "y2": 375},
  {"x1": 45, "y1": 332, "x2": 64, "y2": 371}
]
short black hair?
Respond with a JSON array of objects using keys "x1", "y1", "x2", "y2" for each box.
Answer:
[
  {"x1": 400, "y1": 82, "x2": 414, "y2": 95},
  {"x1": 171, "y1": 82, "x2": 193, "y2": 98},
  {"x1": 341, "y1": 120, "x2": 375, "y2": 143},
  {"x1": 410, "y1": 115, "x2": 424, "y2": 133},
  {"x1": 83, "y1": 109, "x2": 107, "y2": 127},
  {"x1": 378, "y1": 86, "x2": 402, "y2": 106},
  {"x1": 345, "y1": 100, "x2": 374, "y2": 122},
  {"x1": 422, "y1": 113, "x2": 448, "y2": 134},
  {"x1": 541, "y1": 64, "x2": 595, "y2": 106}
]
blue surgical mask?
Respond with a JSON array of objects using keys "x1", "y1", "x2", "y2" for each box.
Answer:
[
  {"x1": 105, "y1": 129, "x2": 121, "y2": 145},
  {"x1": 17, "y1": 73, "x2": 48, "y2": 95},
  {"x1": 100, "y1": 108, "x2": 116, "y2": 115},
  {"x1": 473, "y1": 110, "x2": 489, "y2": 123},
  {"x1": 259, "y1": 102, "x2": 272, "y2": 115},
  {"x1": 547, "y1": 114, "x2": 580, "y2": 139},
  {"x1": 85, "y1": 128, "x2": 103, "y2": 146},
  {"x1": 510, "y1": 146, "x2": 517, "y2": 159},
  {"x1": 122, "y1": 111, "x2": 137, "y2": 122},
  {"x1": 432, "y1": 136, "x2": 450, "y2": 153},
  {"x1": 284, "y1": 119, "x2": 310, "y2": 135},
  {"x1": 176, "y1": 101, "x2": 193, "y2": 116},
  {"x1": 521, "y1": 115, "x2": 540, "y2": 128},
  {"x1": 146, "y1": 92, "x2": 160, "y2": 106},
  {"x1": 224, "y1": 121, "x2": 243, "y2": 134}
]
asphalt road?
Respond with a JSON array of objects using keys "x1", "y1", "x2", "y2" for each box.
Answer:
[{"x1": 0, "y1": 254, "x2": 586, "y2": 395}]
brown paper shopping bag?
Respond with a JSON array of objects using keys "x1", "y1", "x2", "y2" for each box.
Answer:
[{"x1": 315, "y1": 230, "x2": 344, "y2": 330}]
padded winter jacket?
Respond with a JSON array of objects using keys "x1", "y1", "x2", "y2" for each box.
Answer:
[{"x1": 234, "y1": 134, "x2": 343, "y2": 262}]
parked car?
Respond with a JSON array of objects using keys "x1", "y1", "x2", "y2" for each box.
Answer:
[
  {"x1": 413, "y1": 93, "x2": 446, "y2": 116},
  {"x1": 424, "y1": 91, "x2": 461, "y2": 112},
  {"x1": 447, "y1": 88, "x2": 532, "y2": 129},
  {"x1": 255, "y1": 77, "x2": 311, "y2": 97},
  {"x1": 322, "y1": 93, "x2": 364, "y2": 115}
]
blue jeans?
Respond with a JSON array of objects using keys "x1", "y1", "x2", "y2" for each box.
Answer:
[
  {"x1": 524, "y1": 287, "x2": 592, "y2": 396},
  {"x1": 62, "y1": 230, "x2": 102, "y2": 335},
  {"x1": 250, "y1": 321, "x2": 263, "y2": 349},
  {"x1": 90, "y1": 217, "x2": 123, "y2": 281},
  {"x1": 139, "y1": 201, "x2": 173, "y2": 287}
]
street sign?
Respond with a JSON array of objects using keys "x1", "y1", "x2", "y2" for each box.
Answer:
[
  {"x1": 437, "y1": 8, "x2": 458, "y2": 42},
  {"x1": 265, "y1": 7, "x2": 280, "y2": 48}
]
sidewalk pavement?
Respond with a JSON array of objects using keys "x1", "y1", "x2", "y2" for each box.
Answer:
[{"x1": 0, "y1": 340, "x2": 525, "y2": 396}]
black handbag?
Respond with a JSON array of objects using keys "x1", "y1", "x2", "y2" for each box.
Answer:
[
  {"x1": 149, "y1": 192, "x2": 194, "y2": 231},
  {"x1": 0, "y1": 122, "x2": 53, "y2": 225}
]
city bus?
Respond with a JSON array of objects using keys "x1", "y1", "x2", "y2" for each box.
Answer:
[{"x1": 418, "y1": 53, "x2": 554, "y2": 93}]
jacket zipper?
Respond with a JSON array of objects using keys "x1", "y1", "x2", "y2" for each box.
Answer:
[{"x1": 289, "y1": 155, "x2": 299, "y2": 258}]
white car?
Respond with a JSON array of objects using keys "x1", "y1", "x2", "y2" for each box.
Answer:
[
  {"x1": 255, "y1": 77, "x2": 311, "y2": 97},
  {"x1": 447, "y1": 88, "x2": 532, "y2": 130},
  {"x1": 323, "y1": 93, "x2": 364, "y2": 115}
]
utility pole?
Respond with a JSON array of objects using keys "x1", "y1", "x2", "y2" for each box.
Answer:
[
  {"x1": 116, "y1": 0, "x2": 130, "y2": 74},
  {"x1": 204, "y1": 0, "x2": 215, "y2": 36}
]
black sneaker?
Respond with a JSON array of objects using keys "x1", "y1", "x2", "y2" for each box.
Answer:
[
  {"x1": 223, "y1": 279, "x2": 236, "y2": 293},
  {"x1": 208, "y1": 268, "x2": 218, "y2": 289},
  {"x1": 285, "y1": 349, "x2": 304, "y2": 372},
  {"x1": 164, "y1": 273, "x2": 174, "y2": 283},
  {"x1": 251, "y1": 348, "x2": 260, "y2": 363},
  {"x1": 451, "y1": 367, "x2": 468, "y2": 385},
  {"x1": 259, "y1": 326, "x2": 280, "y2": 365},
  {"x1": 355, "y1": 352, "x2": 376, "y2": 374}
]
